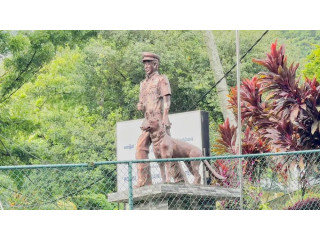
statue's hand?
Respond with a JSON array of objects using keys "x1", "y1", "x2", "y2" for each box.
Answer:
[
  {"x1": 162, "y1": 118, "x2": 171, "y2": 128},
  {"x1": 137, "y1": 102, "x2": 144, "y2": 111}
]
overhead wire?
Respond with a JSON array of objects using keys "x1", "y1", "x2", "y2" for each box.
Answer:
[{"x1": 189, "y1": 30, "x2": 269, "y2": 110}]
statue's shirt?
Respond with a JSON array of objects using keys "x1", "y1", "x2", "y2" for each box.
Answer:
[{"x1": 139, "y1": 71, "x2": 171, "y2": 119}]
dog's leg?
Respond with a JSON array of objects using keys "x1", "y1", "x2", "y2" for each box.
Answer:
[
  {"x1": 189, "y1": 151, "x2": 202, "y2": 185},
  {"x1": 158, "y1": 162, "x2": 167, "y2": 183},
  {"x1": 160, "y1": 142, "x2": 174, "y2": 184},
  {"x1": 191, "y1": 161, "x2": 201, "y2": 184},
  {"x1": 160, "y1": 136, "x2": 187, "y2": 184},
  {"x1": 159, "y1": 163, "x2": 166, "y2": 183},
  {"x1": 180, "y1": 162, "x2": 189, "y2": 184},
  {"x1": 162, "y1": 157, "x2": 187, "y2": 184},
  {"x1": 154, "y1": 151, "x2": 166, "y2": 183},
  {"x1": 165, "y1": 162, "x2": 172, "y2": 183},
  {"x1": 169, "y1": 161, "x2": 187, "y2": 184},
  {"x1": 184, "y1": 161, "x2": 193, "y2": 175}
]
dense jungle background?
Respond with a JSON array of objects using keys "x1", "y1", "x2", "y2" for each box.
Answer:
[
  {"x1": 1, "y1": 30, "x2": 319, "y2": 166},
  {"x1": 1, "y1": 30, "x2": 320, "y2": 209}
]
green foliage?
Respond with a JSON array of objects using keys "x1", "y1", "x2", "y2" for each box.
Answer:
[
  {"x1": 0, "y1": 173, "x2": 17, "y2": 206},
  {"x1": 0, "y1": 31, "x2": 10, "y2": 54},
  {"x1": 0, "y1": 30, "x2": 97, "y2": 104},
  {"x1": 284, "y1": 190, "x2": 320, "y2": 209},
  {"x1": 280, "y1": 30, "x2": 320, "y2": 72},
  {"x1": 0, "y1": 166, "x2": 117, "y2": 210},
  {"x1": 303, "y1": 45, "x2": 320, "y2": 79},
  {"x1": 265, "y1": 187, "x2": 320, "y2": 210},
  {"x1": 1, "y1": 46, "x2": 120, "y2": 165},
  {"x1": 72, "y1": 193, "x2": 117, "y2": 210},
  {"x1": 243, "y1": 184, "x2": 272, "y2": 210},
  {"x1": 213, "y1": 30, "x2": 318, "y2": 84},
  {"x1": 1, "y1": 30, "x2": 320, "y2": 209}
]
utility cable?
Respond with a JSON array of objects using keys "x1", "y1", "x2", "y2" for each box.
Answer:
[{"x1": 189, "y1": 30, "x2": 269, "y2": 110}]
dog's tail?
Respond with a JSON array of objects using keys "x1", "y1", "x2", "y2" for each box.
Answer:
[{"x1": 203, "y1": 160, "x2": 226, "y2": 180}]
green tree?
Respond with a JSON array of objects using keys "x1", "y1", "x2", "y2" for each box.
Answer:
[{"x1": 303, "y1": 44, "x2": 320, "y2": 79}]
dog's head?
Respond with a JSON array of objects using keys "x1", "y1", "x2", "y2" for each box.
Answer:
[{"x1": 141, "y1": 117, "x2": 161, "y2": 132}]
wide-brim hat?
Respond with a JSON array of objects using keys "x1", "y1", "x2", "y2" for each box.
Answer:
[{"x1": 142, "y1": 52, "x2": 160, "y2": 62}]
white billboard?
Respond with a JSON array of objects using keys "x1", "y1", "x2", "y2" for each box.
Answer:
[{"x1": 116, "y1": 110, "x2": 208, "y2": 191}]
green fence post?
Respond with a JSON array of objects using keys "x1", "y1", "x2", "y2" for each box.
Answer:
[
  {"x1": 239, "y1": 157, "x2": 243, "y2": 210},
  {"x1": 128, "y1": 161, "x2": 134, "y2": 210}
]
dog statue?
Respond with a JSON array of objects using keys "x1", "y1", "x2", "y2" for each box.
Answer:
[{"x1": 141, "y1": 117, "x2": 226, "y2": 184}]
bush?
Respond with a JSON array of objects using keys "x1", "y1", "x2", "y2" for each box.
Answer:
[
  {"x1": 287, "y1": 198, "x2": 320, "y2": 210},
  {"x1": 72, "y1": 193, "x2": 117, "y2": 210}
]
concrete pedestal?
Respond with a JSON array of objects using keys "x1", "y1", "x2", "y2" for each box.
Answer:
[{"x1": 108, "y1": 184, "x2": 240, "y2": 210}]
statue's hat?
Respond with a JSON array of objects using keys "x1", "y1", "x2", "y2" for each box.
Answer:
[{"x1": 142, "y1": 52, "x2": 160, "y2": 62}]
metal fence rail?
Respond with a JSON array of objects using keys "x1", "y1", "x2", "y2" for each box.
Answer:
[{"x1": 1, "y1": 150, "x2": 320, "y2": 210}]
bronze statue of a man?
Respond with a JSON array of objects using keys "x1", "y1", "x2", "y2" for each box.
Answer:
[{"x1": 135, "y1": 52, "x2": 185, "y2": 187}]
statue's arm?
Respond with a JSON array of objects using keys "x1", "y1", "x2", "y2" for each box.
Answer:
[
  {"x1": 162, "y1": 94, "x2": 171, "y2": 127},
  {"x1": 160, "y1": 76, "x2": 172, "y2": 127},
  {"x1": 137, "y1": 82, "x2": 144, "y2": 111}
]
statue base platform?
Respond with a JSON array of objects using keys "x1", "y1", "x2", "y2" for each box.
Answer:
[{"x1": 108, "y1": 183, "x2": 240, "y2": 210}]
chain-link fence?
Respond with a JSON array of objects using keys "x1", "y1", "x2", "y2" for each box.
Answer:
[{"x1": 1, "y1": 150, "x2": 320, "y2": 210}]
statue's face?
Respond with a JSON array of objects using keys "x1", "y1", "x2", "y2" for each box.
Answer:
[{"x1": 143, "y1": 60, "x2": 157, "y2": 75}]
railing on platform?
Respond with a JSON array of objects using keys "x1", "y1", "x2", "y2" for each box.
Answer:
[{"x1": 1, "y1": 150, "x2": 320, "y2": 210}]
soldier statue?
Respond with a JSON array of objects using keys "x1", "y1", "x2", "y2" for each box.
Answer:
[{"x1": 135, "y1": 52, "x2": 186, "y2": 187}]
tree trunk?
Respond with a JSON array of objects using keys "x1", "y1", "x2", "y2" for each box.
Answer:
[{"x1": 203, "y1": 31, "x2": 236, "y2": 126}]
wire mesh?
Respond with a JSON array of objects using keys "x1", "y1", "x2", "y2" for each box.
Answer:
[
  {"x1": 0, "y1": 163, "x2": 123, "y2": 210},
  {"x1": 0, "y1": 150, "x2": 320, "y2": 210}
]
